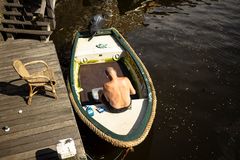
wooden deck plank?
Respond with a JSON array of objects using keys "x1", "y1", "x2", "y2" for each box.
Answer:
[
  {"x1": 0, "y1": 94, "x2": 66, "y2": 113},
  {"x1": 1, "y1": 19, "x2": 49, "y2": 27},
  {"x1": 0, "y1": 99, "x2": 71, "y2": 122},
  {"x1": 0, "y1": 51, "x2": 57, "y2": 60},
  {"x1": 0, "y1": 44, "x2": 49, "y2": 53},
  {"x1": 0, "y1": 106, "x2": 71, "y2": 129},
  {"x1": 0, "y1": 28, "x2": 52, "y2": 36},
  {"x1": 0, "y1": 61, "x2": 60, "y2": 74},
  {"x1": 0, "y1": 81, "x2": 67, "y2": 107},
  {"x1": 0, "y1": 63, "x2": 60, "y2": 74},
  {"x1": 34, "y1": 0, "x2": 46, "y2": 17},
  {"x1": 3, "y1": 10, "x2": 33, "y2": 17},
  {"x1": 0, "y1": 47, "x2": 57, "y2": 58},
  {"x1": 0, "y1": 99, "x2": 69, "y2": 116},
  {"x1": 0, "y1": 85, "x2": 66, "y2": 105},
  {"x1": 0, "y1": 138, "x2": 84, "y2": 160},
  {"x1": 0, "y1": 114, "x2": 73, "y2": 137},
  {"x1": 0, "y1": 83, "x2": 66, "y2": 98},
  {"x1": 0, "y1": 119, "x2": 76, "y2": 143},
  {"x1": 4, "y1": 2, "x2": 23, "y2": 8},
  {"x1": 0, "y1": 126, "x2": 78, "y2": 150},
  {"x1": 4, "y1": 1, "x2": 19, "y2": 40},
  {"x1": 0, "y1": 40, "x2": 86, "y2": 159},
  {"x1": 0, "y1": 126, "x2": 78, "y2": 157}
]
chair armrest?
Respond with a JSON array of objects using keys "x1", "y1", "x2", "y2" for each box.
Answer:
[
  {"x1": 24, "y1": 60, "x2": 49, "y2": 71},
  {"x1": 25, "y1": 75, "x2": 51, "y2": 83}
]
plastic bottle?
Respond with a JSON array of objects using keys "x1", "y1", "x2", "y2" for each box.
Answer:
[{"x1": 86, "y1": 105, "x2": 94, "y2": 117}]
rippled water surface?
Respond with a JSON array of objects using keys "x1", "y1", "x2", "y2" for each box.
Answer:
[{"x1": 52, "y1": 0, "x2": 240, "y2": 159}]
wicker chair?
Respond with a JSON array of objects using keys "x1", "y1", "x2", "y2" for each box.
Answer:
[{"x1": 13, "y1": 59, "x2": 57, "y2": 105}]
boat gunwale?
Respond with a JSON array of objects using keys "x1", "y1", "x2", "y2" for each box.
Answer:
[{"x1": 68, "y1": 28, "x2": 156, "y2": 147}]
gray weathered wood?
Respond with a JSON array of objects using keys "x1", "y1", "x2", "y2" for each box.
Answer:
[
  {"x1": 0, "y1": 40, "x2": 86, "y2": 160},
  {"x1": 1, "y1": 19, "x2": 49, "y2": 27},
  {"x1": 4, "y1": 1, "x2": 21, "y2": 40},
  {"x1": 3, "y1": 11, "x2": 33, "y2": 17},
  {"x1": 0, "y1": 28, "x2": 52, "y2": 35},
  {"x1": 35, "y1": 0, "x2": 46, "y2": 17},
  {"x1": 46, "y1": 0, "x2": 56, "y2": 29},
  {"x1": 4, "y1": 3, "x2": 23, "y2": 8}
]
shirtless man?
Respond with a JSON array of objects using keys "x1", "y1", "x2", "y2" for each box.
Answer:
[{"x1": 101, "y1": 67, "x2": 136, "y2": 113}]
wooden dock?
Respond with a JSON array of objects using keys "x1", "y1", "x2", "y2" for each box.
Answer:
[
  {"x1": 0, "y1": 39, "x2": 86, "y2": 160},
  {"x1": 0, "y1": 0, "x2": 56, "y2": 41}
]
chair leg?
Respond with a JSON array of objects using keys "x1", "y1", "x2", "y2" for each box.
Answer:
[
  {"x1": 28, "y1": 85, "x2": 33, "y2": 105},
  {"x1": 52, "y1": 86, "x2": 58, "y2": 99}
]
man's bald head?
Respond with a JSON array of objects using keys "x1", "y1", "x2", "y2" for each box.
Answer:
[{"x1": 105, "y1": 67, "x2": 117, "y2": 79}]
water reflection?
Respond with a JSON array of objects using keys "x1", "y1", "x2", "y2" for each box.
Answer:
[
  {"x1": 52, "y1": 0, "x2": 240, "y2": 160},
  {"x1": 126, "y1": 0, "x2": 240, "y2": 159},
  {"x1": 51, "y1": 0, "x2": 147, "y2": 76}
]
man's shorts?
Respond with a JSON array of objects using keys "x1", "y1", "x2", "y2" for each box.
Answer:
[{"x1": 101, "y1": 95, "x2": 132, "y2": 113}]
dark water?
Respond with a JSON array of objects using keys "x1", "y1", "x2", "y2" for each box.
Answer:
[{"x1": 51, "y1": 0, "x2": 240, "y2": 159}]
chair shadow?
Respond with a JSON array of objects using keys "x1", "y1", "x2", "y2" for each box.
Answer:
[
  {"x1": 0, "y1": 79, "x2": 56, "y2": 103},
  {"x1": 0, "y1": 79, "x2": 28, "y2": 102},
  {"x1": 35, "y1": 148, "x2": 59, "y2": 160}
]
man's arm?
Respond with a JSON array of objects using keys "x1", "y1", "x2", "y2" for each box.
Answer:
[
  {"x1": 127, "y1": 79, "x2": 136, "y2": 95},
  {"x1": 103, "y1": 84, "x2": 110, "y2": 101}
]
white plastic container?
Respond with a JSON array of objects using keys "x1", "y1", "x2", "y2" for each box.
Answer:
[{"x1": 56, "y1": 138, "x2": 77, "y2": 159}]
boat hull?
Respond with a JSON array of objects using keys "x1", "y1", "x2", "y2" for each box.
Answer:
[{"x1": 68, "y1": 28, "x2": 156, "y2": 148}]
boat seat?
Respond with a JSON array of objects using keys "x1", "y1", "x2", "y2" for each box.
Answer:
[
  {"x1": 91, "y1": 87, "x2": 103, "y2": 102},
  {"x1": 85, "y1": 98, "x2": 147, "y2": 135}
]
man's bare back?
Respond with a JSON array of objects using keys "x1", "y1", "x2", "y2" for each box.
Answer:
[{"x1": 102, "y1": 67, "x2": 136, "y2": 110}]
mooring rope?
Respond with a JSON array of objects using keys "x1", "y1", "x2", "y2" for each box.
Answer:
[
  {"x1": 121, "y1": 147, "x2": 134, "y2": 160},
  {"x1": 85, "y1": 147, "x2": 133, "y2": 160},
  {"x1": 85, "y1": 152, "x2": 94, "y2": 160},
  {"x1": 113, "y1": 149, "x2": 125, "y2": 160}
]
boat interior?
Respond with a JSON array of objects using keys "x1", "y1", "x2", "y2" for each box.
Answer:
[
  {"x1": 79, "y1": 61, "x2": 138, "y2": 105},
  {"x1": 72, "y1": 35, "x2": 150, "y2": 135},
  {"x1": 77, "y1": 61, "x2": 149, "y2": 135}
]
